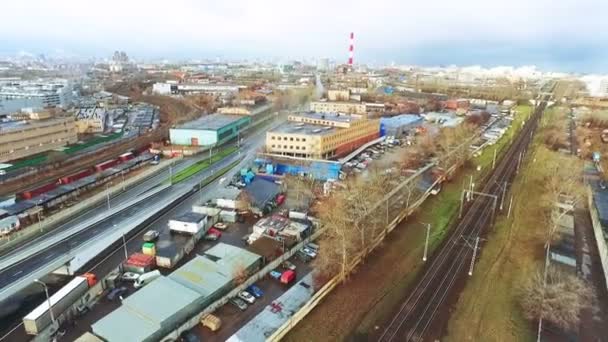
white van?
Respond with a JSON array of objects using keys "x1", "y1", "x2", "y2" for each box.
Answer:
[{"x1": 134, "y1": 270, "x2": 161, "y2": 288}]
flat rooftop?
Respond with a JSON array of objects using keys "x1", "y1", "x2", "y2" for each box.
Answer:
[
  {"x1": 270, "y1": 121, "x2": 337, "y2": 136},
  {"x1": 174, "y1": 113, "x2": 244, "y2": 131},
  {"x1": 293, "y1": 111, "x2": 361, "y2": 123}
]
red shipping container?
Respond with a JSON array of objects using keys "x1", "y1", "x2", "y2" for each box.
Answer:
[
  {"x1": 20, "y1": 182, "x2": 57, "y2": 200},
  {"x1": 59, "y1": 168, "x2": 94, "y2": 184},
  {"x1": 119, "y1": 152, "x2": 134, "y2": 162},
  {"x1": 95, "y1": 159, "x2": 121, "y2": 172}
]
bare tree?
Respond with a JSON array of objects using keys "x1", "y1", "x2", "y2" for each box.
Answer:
[{"x1": 521, "y1": 268, "x2": 593, "y2": 332}]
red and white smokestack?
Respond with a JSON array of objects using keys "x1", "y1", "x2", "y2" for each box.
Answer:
[{"x1": 348, "y1": 32, "x2": 354, "y2": 66}]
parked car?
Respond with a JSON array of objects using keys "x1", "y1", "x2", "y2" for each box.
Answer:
[
  {"x1": 305, "y1": 243, "x2": 319, "y2": 252},
  {"x1": 301, "y1": 247, "x2": 317, "y2": 259},
  {"x1": 282, "y1": 261, "x2": 297, "y2": 271},
  {"x1": 238, "y1": 291, "x2": 256, "y2": 304},
  {"x1": 106, "y1": 286, "x2": 128, "y2": 301},
  {"x1": 121, "y1": 272, "x2": 140, "y2": 282},
  {"x1": 230, "y1": 297, "x2": 248, "y2": 311},
  {"x1": 205, "y1": 227, "x2": 222, "y2": 240},
  {"x1": 600, "y1": 180, "x2": 607, "y2": 190},
  {"x1": 143, "y1": 230, "x2": 159, "y2": 242},
  {"x1": 269, "y1": 270, "x2": 282, "y2": 280},
  {"x1": 247, "y1": 285, "x2": 264, "y2": 298},
  {"x1": 296, "y1": 250, "x2": 312, "y2": 262},
  {"x1": 213, "y1": 222, "x2": 227, "y2": 230},
  {"x1": 280, "y1": 270, "x2": 296, "y2": 285},
  {"x1": 134, "y1": 270, "x2": 161, "y2": 288},
  {"x1": 179, "y1": 331, "x2": 199, "y2": 342}
]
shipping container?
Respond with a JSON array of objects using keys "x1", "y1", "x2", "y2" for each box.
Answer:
[
  {"x1": 94, "y1": 159, "x2": 121, "y2": 172},
  {"x1": 168, "y1": 212, "x2": 207, "y2": 235},
  {"x1": 20, "y1": 182, "x2": 58, "y2": 200},
  {"x1": 123, "y1": 253, "x2": 155, "y2": 274},
  {"x1": 142, "y1": 242, "x2": 156, "y2": 256},
  {"x1": 59, "y1": 169, "x2": 94, "y2": 185},
  {"x1": 23, "y1": 276, "x2": 89, "y2": 335},
  {"x1": 155, "y1": 241, "x2": 184, "y2": 269},
  {"x1": 118, "y1": 152, "x2": 135, "y2": 162}
]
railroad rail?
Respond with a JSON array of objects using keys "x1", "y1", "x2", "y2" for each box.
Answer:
[{"x1": 378, "y1": 99, "x2": 547, "y2": 342}]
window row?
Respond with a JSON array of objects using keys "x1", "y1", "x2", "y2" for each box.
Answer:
[{"x1": 271, "y1": 144, "x2": 307, "y2": 151}]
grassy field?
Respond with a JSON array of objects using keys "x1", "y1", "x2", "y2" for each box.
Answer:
[
  {"x1": 444, "y1": 107, "x2": 567, "y2": 342},
  {"x1": 170, "y1": 146, "x2": 237, "y2": 184},
  {"x1": 285, "y1": 108, "x2": 533, "y2": 341}
]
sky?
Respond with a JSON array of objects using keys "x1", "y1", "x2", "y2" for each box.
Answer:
[{"x1": 2, "y1": 0, "x2": 608, "y2": 73}]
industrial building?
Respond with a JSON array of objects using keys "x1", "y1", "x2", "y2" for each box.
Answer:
[
  {"x1": 92, "y1": 243, "x2": 261, "y2": 342},
  {"x1": 380, "y1": 114, "x2": 423, "y2": 138},
  {"x1": 0, "y1": 78, "x2": 73, "y2": 114},
  {"x1": 152, "y1": 82, "x2": 243, "y2": 96},
  {"x1": 0, "y1": 116, "x2": 77, "y2": 163},
  {"x1": 310, "y1": 100, "x2": 367, "y2": 115},
  {"x1": 266, "y1": 112, "x2": 379, "y2": 159},
  {"x1": 74, "y1": 106, "x2": 107, "y2": 133},
  {"x1": 169, "y1": 114, "x2": 251, "y2": 146}
]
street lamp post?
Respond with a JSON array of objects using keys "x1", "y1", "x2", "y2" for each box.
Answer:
[
  {"x1": 422, "y1": 223, "x2": 431, "y2": 262},
  {"x1": 105, "y1": 183, "x2": 111, "y2": 210},
  {"x1": 34, "y1": 279, "x2": 56, "y2": 327}
]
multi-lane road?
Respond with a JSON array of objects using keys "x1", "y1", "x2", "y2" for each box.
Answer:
[
  {"x1": 378, "y1": 100, "x2": 547, "y2": 342},
  {"x1": 0, "y1": 116, "x2": 281, "y2": 292}
]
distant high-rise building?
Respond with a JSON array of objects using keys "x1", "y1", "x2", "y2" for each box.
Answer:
[{"x1": 317, "y1": 58, "x2": 330, "y2": 71}]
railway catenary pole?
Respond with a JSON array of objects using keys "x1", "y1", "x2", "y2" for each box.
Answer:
[
  {"x1": 379, "y1": 98, "x2": 548, "y2": 341},
  {"x1": 422, "y1": 223, "x2": 431, "y2": 262},
  {"x1": 468, "y1": 237, "x2": 480, "y2": 276}
]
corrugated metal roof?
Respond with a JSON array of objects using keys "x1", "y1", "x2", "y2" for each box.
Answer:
[
  {"x1": 122, "y1": 276, "x2": 200, "y2": 325},
  {"x1": 93, "y1": 305, "x2": 158, "y2": 342},
  {"x1": 204, "y1": 242, "x2": 261, "y2": 274},
  {"x1": 92, "y1": 277, "x2": 200, "y2": 342},
  {"x1": 168, "y1": 255, "x2": 231, "y2": 296}
]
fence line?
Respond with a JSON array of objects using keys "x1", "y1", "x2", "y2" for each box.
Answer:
[{"x1": 587, "y1": 187, "x2": 608, "y2": 290}]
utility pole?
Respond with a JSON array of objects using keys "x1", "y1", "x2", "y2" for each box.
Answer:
[
  {"x1": 500, "y1": 181, "x2": 507, "y2": 210},
  {"x1": 122, "y1": 233, "x2": 128, "y2": 260},
  {"x1": 200, "y1": 178, "x2": 203, "y2": 202},
  {"x1": 516, "y1": 151, "x2": 523, "y2": 174},
  {"x1": 34, "y1": 279, "x2": 56, "y2": 328},
  {"x1": 169, "y1": 163, "x2": 173, "y2": 184},
  {"x1": 121, "y1": 171, "x2": 126, "y2": 191},
  {"x1": 468, "y1": 237, "x2": 480, "y2": 276},
  {"x1": 106, "y1": 183, "x2": 111, "y2": 210},
  {"x1": 492, "y1": 148, "x2": 497, "y2": 169},
  {"x1": 507, "y1": 195, "x2": 514, "y2": 218},
  {"x1": 422, "y1": 223, "x2": 431, "y2": 262},
  {"x1": 459, "y1": 189, "x2": 466, "y2": 219}
]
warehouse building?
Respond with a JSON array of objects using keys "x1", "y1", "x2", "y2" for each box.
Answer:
[
  {"x1": 169, "y1": 114, "x2": 251, "y2": 146},
  {"x1": 0, "y1": 116, "x2": 77, "y2": 163},
  {"x1": 266, "y1": 112, "x2": 379, "y2": 159},
  {"x1": 92, "y1": 243, "x2": 261, "y2": 342},
  {"x1": 380, "y1": 114, "x2": 423, "y2": 138},
  {"x1": 310, "y1": 100, "x2": 367, "y2": 115}
]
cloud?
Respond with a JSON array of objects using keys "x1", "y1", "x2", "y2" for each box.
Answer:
[{"x1": 1, "y1": 0, "x2": 607, "y2": 71}]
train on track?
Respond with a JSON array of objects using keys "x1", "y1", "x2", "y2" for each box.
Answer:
[{"x1": 0, "y1": 145, "x2": 157, "y2": 237}]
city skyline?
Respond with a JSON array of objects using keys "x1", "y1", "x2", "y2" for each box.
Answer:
[{"x1": 2, "y1": 0, "x2": 607, "y2": 73}]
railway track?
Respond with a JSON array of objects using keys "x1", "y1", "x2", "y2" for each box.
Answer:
[{"x1": 378, "y1": 99, "x2": 548, "y2": 342}]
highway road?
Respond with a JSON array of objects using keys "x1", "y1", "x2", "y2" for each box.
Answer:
[
  {"x1": 377, "y1": 100, "x2": 547, "y2": 342},
  {"x1": 0, "y1": 116, "x2": 282, "y2": 292}
]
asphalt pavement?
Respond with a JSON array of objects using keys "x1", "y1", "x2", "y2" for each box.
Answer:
[{"x1": 0, "y1": 119, "x2": 275, "y2": 292}]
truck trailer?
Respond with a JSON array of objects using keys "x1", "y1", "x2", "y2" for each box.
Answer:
[{"x1": 23, "y1": 275, "x2": 93, "y2": 335}]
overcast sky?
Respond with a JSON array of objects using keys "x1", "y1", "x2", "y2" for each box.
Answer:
[{"x1": 2, "y1": 0, "x2": 607, "y2": 72}]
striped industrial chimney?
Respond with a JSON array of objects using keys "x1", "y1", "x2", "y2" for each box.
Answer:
[{"x1": 348, "y1": 32, "x2": 354, "y2": 67}]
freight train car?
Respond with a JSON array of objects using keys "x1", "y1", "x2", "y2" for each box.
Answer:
[
  {"x1": 58, "y1": 169, "x2": 95, "y2": 185},
  {"x1": 19, "y1": 182, "x2": 58, "y2": 200}
]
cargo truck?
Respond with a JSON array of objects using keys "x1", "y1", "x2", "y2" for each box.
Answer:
[{"x1": 23, "y1": 274, "x2": 96, "y2": 335}]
